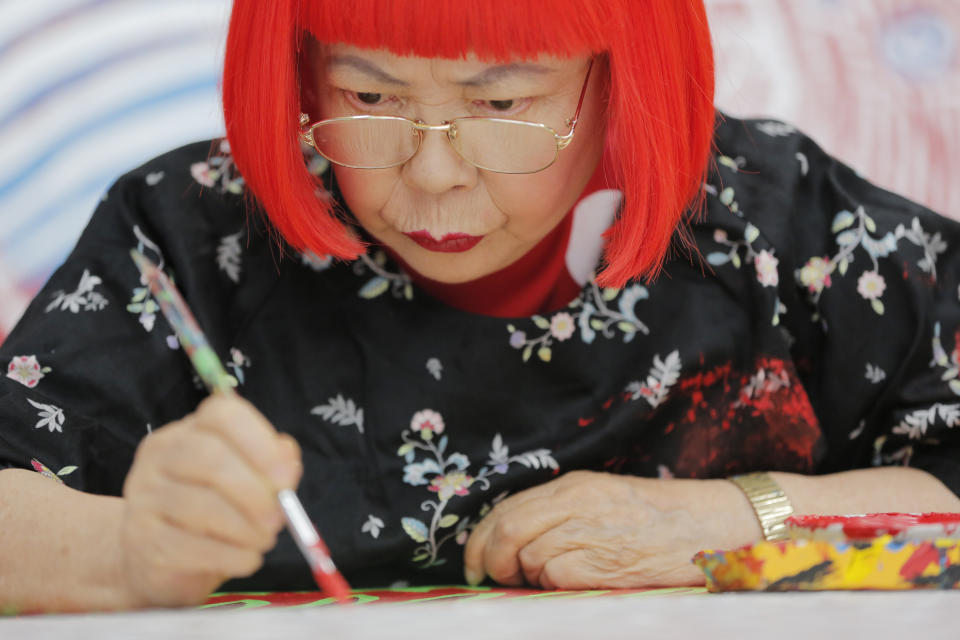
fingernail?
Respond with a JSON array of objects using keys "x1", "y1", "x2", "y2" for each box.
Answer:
[{"x1": 464, "y1": 568, "x2": 483, "y2": 586}]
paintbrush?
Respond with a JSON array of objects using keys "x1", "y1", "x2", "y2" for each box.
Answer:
[{"x1": 129, "y1": 249, "x2": 352, "y2": 603}]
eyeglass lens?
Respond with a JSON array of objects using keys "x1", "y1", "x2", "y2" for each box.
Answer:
[{"x1": 310, "y1": 118, "x2": 560, "y2": 173}]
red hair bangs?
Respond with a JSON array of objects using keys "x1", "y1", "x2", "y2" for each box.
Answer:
[{"x1": 222, "y1": 0, "x2": 715, "y2": 287}]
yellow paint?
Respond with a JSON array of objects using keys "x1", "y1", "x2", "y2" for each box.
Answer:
[{"x1": 692, "y1": 536, "x2": 960, "y2": 592}]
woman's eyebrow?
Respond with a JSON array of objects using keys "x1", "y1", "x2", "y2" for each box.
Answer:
[
  {"x1": 327, "y1": 56, "x2": 554, "y2": 87},
  {"x1": 327, "y1": 55, "x2": 408, "y2": 85},
  {"x1": 457, "y1": 63, "x2": 554, "y2": 87}
]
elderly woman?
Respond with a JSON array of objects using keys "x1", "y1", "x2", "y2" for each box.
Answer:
[{"x1": 0, "y1": 0, "x2": 958, "y2": 612}]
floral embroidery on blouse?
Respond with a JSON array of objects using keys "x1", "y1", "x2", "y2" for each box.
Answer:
[
  {"x1": 865, "y1": 363, "x2": 887, "y2": 384},
  {"x1": 311, "y1": 394, "x2": 365, "y2": 434},
  {"x1": 398, "y1": 411, "x2": 558, "y2": 567},
  {"x1": 624, "y1": 351, "x2": 682, "y2": 409},
  {"x1": 797, "y1": 207, "x2": 947, "y2": 318},
  {"x1": 932, "y1": 322, "x2": 960, "y2": 397},
  {"x1": 708, "y1": 225, "x2": 787, "y2": 326},
  {"x1": 301, "y1": 251, "x2": 334, "y2": 272},
  {"x1": 45, "y1": 269, "x2": 109, "y2": 314},
  {"x1": 126, "y1": 225, "x2": 167, "y2": 332},
  {"x1": 6, "y1": 356, "x2": 51, "y2": 389},
  {"x1": 30, "y1": 458, "x2": 77, "y2": 484},
  {"x1": 426, "y1": 358, "x2": 443, "y2": 381},
  {"x1": 145, "y1": 171, "x2": 165, "y2": 186},
  {"x1": 755, "y1": 121, "x2": 798, "y2": 138},
  {"x1": 355, "y1": 250, "x2": 413, "y2": 300},
  {"x1": 216, "y1": 230, "x2": 244, "y2": 283},
  {"x1": 26, "y1": 399, "x2": 65, "y2": 433},
  {"x1": 191, "y1": 140, "x2": 245, "y2": 195},
  {"x1": 507, "y1": 283, "x2": 650, "y2": 362},
  {"x1": 892, "y1": 404, "x2": 960, "y2": 441},
  {"x1": 361, "y1": 514, "x2": 385, "y2": 539},
  {"x1": 225, "y1": 348, "x2": 251, "y2": 386}
]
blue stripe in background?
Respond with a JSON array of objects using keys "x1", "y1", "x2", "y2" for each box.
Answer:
[
  {"x1": 0, "y1": 30, "x2": 217, "y2": 133},
  {"x1": 0, "y1": 76, "x2": 219, "y2": 202}
]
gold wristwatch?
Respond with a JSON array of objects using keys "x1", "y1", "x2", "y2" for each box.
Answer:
[{"x1": 729, "y1": 472, "x2": 795, "y2": 542}]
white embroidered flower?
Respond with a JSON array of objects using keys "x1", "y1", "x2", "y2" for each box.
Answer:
[
  {"x1": 6, "y1": 356, "x2": 49, "y2": 388},
  {"x1": 857, "y1": 271, "x2": 886, "y2": 300},
  {"x1": 410, "y1": 409, "x2": 445, "y2": 440},
  {"x1": 549, "y1": 312, "x2": 575, "y2": 341},
  {"x1": 426, "y1": 358, "x2": 443, "y2": 381},
  {"x1": 217, "y1": 231, "x2": 244, "y2": 283},
  {"x1": 361, "y1": 514, "x2": 385, "y2": 539},
  {"x1": 754, "y1": 250, "x2": 779, "y2": 287},
  {"x1": 311, "y1": 394, "x2": 364, "y2": 433},
  {"x1": 26, "y1": 399, "x2": 65, "y2": 433},
  {"x1": 46, "y1": 269, "x2": 108, "y2": 314}
]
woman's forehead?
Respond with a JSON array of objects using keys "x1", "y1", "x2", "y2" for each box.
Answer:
[{"x1": 318, "y1": 42, "x2": 588, "y2": 86}]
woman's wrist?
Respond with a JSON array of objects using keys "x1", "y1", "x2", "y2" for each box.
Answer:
[{"x1": 650, "y1": 477, "x2": 765, "y2": 550}]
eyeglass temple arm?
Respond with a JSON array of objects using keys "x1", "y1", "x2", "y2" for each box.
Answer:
[{"x1": 556, "y1": 57, "x2": 595, "y2": 150}]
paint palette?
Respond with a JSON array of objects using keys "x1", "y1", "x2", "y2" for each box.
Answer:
[
  {"x1": 786, "y1": 512, "x2": 960, "y2": 543},
  {"x1": 692, "y1": 512, "x2": 960, "y2": 592}
]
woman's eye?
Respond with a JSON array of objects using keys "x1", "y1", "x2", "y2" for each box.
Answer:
[
  {"x1": 355, "y1": 92, "x2": 383, "y2": 105},
  {"x1": 474, "y1": 97, "x2": 530, "y2": 114}
]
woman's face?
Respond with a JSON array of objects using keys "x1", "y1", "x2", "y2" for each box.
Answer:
[{"x1": 304, "y1": 43, "x2": 605, "y2": 283}]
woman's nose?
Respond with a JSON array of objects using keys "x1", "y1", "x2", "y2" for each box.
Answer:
[{"x1": 401, "y1": 127, "x2": 478, "y2": 194}]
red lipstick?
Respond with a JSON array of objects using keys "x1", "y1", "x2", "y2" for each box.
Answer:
[{"x1": 403, "y1": 231, "x2": 483, "y2": 253}]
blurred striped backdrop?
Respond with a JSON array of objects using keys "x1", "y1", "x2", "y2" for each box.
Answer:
[{"x1": 1, "y1": 0, "x2": 958, "y2": 342}]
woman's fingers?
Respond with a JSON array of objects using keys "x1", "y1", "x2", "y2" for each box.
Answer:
[
  {"x1": 136, "y1": 478, "x2": 279, "y2": 552},
  {"x1": 464, "y1": 494, "x2": 573, "y2": 586},
  {"x1": 152, "y1": 426, "x2": 283, "y2": 537},
  {"x1": 192, "y1": 395, "x2": 302, "y2": 490},
  {"x1": 120, "y1": 395, "x2": 304, "y2": 606}
]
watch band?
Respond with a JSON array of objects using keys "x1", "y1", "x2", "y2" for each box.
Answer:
[{"x1": 729, "y1": 472, "x2": 795, "y2": 542}]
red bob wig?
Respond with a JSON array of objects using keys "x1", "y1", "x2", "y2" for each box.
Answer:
[{"x1": 222, "y1": 0, "x2": 714, "y2": 287}]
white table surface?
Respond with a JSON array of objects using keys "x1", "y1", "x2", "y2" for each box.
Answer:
[{"x1": 3, "y1": 590, "x2": 958, "y2": 640}]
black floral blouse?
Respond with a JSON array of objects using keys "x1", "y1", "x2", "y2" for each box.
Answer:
[{"x1": 1, "y1": 114, "x2": 958, "y2": 590}]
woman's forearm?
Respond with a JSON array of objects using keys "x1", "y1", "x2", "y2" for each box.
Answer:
[
  {"x1": 0, "y1": 468, "x2": 137, "y2": 613},
  {"x1": 768, "y1": 467, "x2": 960, "y2": 517}
]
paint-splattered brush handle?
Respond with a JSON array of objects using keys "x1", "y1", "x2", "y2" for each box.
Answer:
[{"x1": 129, "y1": 249, "x2": 352, "y2": 603}]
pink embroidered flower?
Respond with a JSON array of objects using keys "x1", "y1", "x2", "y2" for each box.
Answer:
[
  {"x1": 857, "y1": 270, "x2": 886, "y2": 300},
  {"x1": 190, "y1": 162, "x2": 216, "y2": 187},
  {"x1": 411, "y1": 409, "x2": 445, "y2": 441},
  {"x1": 713, "y1": 229, "x2": 728, "y2": 243},
  {"x1": 754, "y1": 250, "x2": 779, "y2": 287},
  {"x1": 6, "y1": 355, "x2": 47, "y2": 388},
  {"x1": 798, "y1": 257, "x2": 833, "y2": 293},
  {"x1": 428, "y1": 471, "x2": 474, "y2": 501},
  {"x1": 550, "y1": 312, "x2": 575, "y2": 341}
]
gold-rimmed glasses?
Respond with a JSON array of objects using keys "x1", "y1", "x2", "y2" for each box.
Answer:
[{"x1": 299, "y1": 59, "x2": 594, "y2": 175}]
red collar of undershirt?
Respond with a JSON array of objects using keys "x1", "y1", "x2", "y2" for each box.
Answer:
[{"x1": 384, "y1": 157, "x2": 614, "y2": 318}]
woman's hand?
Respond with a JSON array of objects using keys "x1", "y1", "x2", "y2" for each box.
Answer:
[
  {"x1": 120, "y1": 395, "x2": 302, "y2": 608},
  {"x1": 463, "y1": 470, "x2": 760, "y2": 590}
]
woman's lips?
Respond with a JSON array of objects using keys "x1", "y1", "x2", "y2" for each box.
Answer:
[{"x1": 403, "y1": 231, "x2": 484, "y2": 253}]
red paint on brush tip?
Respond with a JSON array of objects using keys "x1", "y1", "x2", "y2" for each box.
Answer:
[{"x1": 307, "y1": 540, "x2": 352, "y2": 603}]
